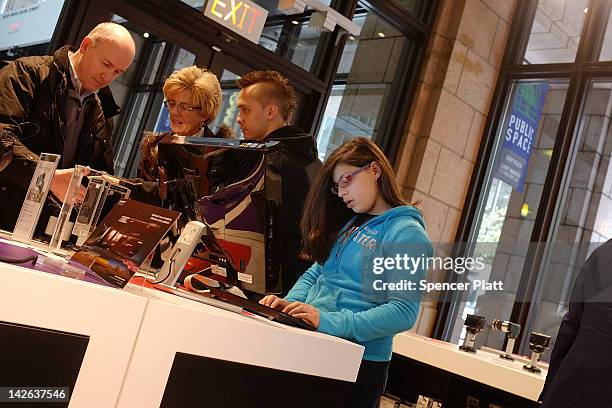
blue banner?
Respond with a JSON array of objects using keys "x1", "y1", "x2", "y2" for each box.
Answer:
[
  {"x1": 154, "y1": 105, "x2": 172, "y2": 133},
  {"x1": 495, "y1": 83, "x2": 548, "y2": 192}
]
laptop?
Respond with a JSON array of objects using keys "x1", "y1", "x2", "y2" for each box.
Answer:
[{"x1": 182, "y1": 274, "x2": 316, "y2": 331}]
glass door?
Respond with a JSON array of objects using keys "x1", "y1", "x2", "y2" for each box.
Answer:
[{"x1": 208, "y1": 53, "x2": 254, "y2": 138}]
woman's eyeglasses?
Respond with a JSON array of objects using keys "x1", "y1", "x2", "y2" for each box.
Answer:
[
  {"x1": 163, "y1": 100, "x2": 202, "y2": 112},
  {"x1": 331, "y1": 164, "x2": 371, "y2": 195}
]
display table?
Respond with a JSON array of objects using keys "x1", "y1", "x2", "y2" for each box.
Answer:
[
  {"x1": 118, "y1": 285, "x2": 364, "y2": 407},
  {"x1": 0, "y1": 263, "x2": 147, "y2": 407},
  {"x1": 388, "y1": 332, "x2": 545, "y2": 407},
  {"x1": 0, "y1": 254, "x2": 364, "y2": 407}
]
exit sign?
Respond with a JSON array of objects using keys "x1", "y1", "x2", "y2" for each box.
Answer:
[{"x1": 204, "y1": 0, "x2": 268, "y2": 44}]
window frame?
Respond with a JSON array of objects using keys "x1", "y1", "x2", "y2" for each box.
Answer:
[{"x1": 435, "y1": 0, "x2": 612, "y2": 350}]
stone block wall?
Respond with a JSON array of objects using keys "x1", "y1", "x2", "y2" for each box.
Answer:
[{"x1": 394, "y1": 0, "x2": 517, "y2": 335}]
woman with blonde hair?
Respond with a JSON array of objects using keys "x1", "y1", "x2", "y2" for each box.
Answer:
[{"x1": 139, "y1": 66, "x2": 231, "y2": 181}]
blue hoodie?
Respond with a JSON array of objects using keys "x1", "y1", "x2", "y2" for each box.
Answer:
[{"x1": 285, "y1": 205, "x2": 432, "y2": 361}]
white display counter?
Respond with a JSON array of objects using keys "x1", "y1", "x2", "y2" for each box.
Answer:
[
  {"x1": 0, "y1": 262, "x2": 364, "y2": 407},
  {"x1": 391, "y1": 332, "x2": 545, "y2": 404},
  {"x1": 0, "y1": 263, "x2": 147, "y2": 407},
  {"x1": 118, "y1": 285, "x2": 364, "y2": 407}
]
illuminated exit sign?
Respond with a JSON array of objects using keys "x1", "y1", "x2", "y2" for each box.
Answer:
[{"x1": 204, "y1": 0, "x2": 268, "y2": 44}]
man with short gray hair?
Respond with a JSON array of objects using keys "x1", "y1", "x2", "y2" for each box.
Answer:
[{"x1": 0, "y1": 22, "x2": 136, "y2": 231}]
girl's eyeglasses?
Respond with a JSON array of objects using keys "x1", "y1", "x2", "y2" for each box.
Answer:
[
  {"x1": 163, "y1": 100, "x2": 202, "y2": 112},
  {"x1": 331, "y1": 164, "x2": 371, "y2": 195}
]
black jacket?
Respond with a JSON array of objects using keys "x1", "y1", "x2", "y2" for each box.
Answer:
[
  {"x1": 265, "y1": 125, "x2": 322, "y2": 295},
  {"x1": 0, "y1": 45, "x2": 120, "y2": 231},
  {"x1": 540, "y1": 238, "x2": 612, "y2": 407}
]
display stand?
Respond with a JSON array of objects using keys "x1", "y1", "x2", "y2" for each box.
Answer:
[{"x1": 12, "y1": 153, "x2": 60, "y2": 243}]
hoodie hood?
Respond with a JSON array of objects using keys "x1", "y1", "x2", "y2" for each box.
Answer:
[
  {"x1": 376, "y1": 205, "x2": 426, "y2": 230},
  {"x1": 264, "y1": 125, "x2": 319, "y2": 162}
]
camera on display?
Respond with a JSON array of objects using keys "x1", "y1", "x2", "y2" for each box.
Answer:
[
  {"x1": 459, "y1": 314, "x2": 486, "y2": 353},
  {"x1": 523, "y1": 332, "x2": 551, "y2": 374},
  {"x1": 491, "y1": 319, "x2": 521, "y2": 361}
]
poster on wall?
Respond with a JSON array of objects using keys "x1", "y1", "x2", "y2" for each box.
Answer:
[{"x1": 494, "y1": 82, "x2": 548, "y2": 192}]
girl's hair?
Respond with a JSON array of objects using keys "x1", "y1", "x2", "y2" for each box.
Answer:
[
  {"x1": 163, "y1": 66, "x2": 222, "y2": 125},
  {"x1": 301, "y1": 137, "x2": 415, "y2": 264}
]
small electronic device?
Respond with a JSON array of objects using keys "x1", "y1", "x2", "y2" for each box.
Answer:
[
  {"x1": 459, "y1": 314, "x2": 486, "y2": 353},
  {"x1": 156, "y1": 221, "x2": 207, "y2": 286},
  {"x1": 73, "y1": 177, "x2": 107, "y2": 245},
  {"x1": 491, "y1": 319, "x2": 521, "y2": 361},
  {"x1": 523, "y1": 332, "x2": 551, "y2": 374}
]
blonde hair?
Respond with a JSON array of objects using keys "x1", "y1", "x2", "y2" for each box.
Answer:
[{"x1": 163, "y1": 66, "x2": 222, "y2": 125}]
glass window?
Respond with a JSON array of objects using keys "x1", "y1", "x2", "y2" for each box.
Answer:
[
  {"x1": 524, "y1": 79, "x2": 612, "y2": 360},
  {"x1": 599, "y1": 7, "x2": 612, "y2": 60},
  {"x1": 447, "y1": 80, "x2": 570, "y2": 352},
  {"x1": 0, "y1": 0, "x2": 65, "y2": 60},
  {"x1": 179, "y1": 0, "x2": 334, "y2": 73},
  {"x1": 210, "y1": 69, "x2": 242, "y2": 137},
  {"x1": 393, "y1": 0, "x2": 422, "y2": 15},
  {"x1": 112, "y1": 32, "x2": 196, "y2": 176},
  {"x1": 315, "y1": 5, "x2": 411, "y2": 159},
  {"x1": 522, "y1": 0, "x2": 588, "y2": 64},
  {"x1": 259, "y1": 17, "x2": 324, "y2": 72}
]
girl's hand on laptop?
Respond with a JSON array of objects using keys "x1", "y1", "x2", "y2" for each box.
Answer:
[
  {"x1": 259, "y1": 295, "x2": 290, "y2": 310},
  {"x1": 283, "y1": 302, "x2": 320, "y2": 329}
]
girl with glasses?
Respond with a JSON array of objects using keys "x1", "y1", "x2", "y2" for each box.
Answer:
[{"x1": 260, "y1": 137, "x2": 432, "y2": 408}]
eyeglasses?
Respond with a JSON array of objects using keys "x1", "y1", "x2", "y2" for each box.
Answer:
[
  {"x1": 331, "y1": 163, "x2": 371, "y2": 195},
  {"x1": 163, "y1": 100, "x2": 202, "y2": 112}
]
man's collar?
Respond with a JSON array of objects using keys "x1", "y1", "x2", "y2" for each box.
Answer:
[{"x1": 68, "y1": 51, "x2": 96, "y2": 99}]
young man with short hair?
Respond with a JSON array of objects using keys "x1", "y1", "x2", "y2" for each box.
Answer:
[{"x1": 236, "y1": 70, "x2": 322, "y2": 295}]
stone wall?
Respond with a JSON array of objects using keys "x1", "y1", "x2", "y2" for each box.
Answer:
[{"x1": 395, "y1": 0, "x2": 517, "y2": 335}]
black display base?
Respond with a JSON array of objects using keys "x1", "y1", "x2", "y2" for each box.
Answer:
[
  {"x1": 522, "y1": 364, "x2": 541, "y2": 374},
  {"x1": 386, "y1": 353, "x2": 539, "y2": 408},
  {"x1": 161, "y1": 352, "x2": 351, "y2": 407},
  {"x1": 459, "y1": 344, "x2": 476, "y2": 353},
  {"x1": 0, "y1": 321, "x2": 89, "y2": 408}
]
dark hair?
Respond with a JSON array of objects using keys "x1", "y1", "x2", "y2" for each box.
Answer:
[
  {"x1": 300, "y1": 137, "x2": 417, "y2": 264},
  {"x1": 236, "y1": 70, "x2": 297, "y2": 122}
]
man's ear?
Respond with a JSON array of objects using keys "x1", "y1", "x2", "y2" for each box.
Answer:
[
  {"x1": 266, "y1": 103, "x2": 279, "y2": 120},
  {"x1": 79, "y1": 36, "x2": 93, "y2": 53}
]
